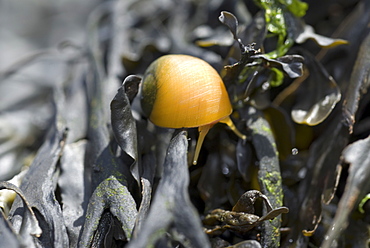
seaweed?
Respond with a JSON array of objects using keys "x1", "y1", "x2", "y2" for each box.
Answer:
[{"x1": 1, "y1": 0, "x2": 369, "y2": 247}]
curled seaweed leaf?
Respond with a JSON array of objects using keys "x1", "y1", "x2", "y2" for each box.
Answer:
[
  {"x1": 8, "y1": 124, "x2": 69, "y2": 247},
  {"x1": 123, "y1": 75, "x2": 141, "y2": 103},
  {"x1": 203, "y1": 190, "x2": 288, "y2": 237},
  {"x1": 296, "y1": 25, "x2": 348, "y2": 48},
  {"x1": 251, "y1": 54, "x2": 304, "y2": 79},
  {"x1": 0, "y1": 181, "x2": 42, "y2": 245},
  {"x1": 78, "y1": 175, "x2": 138, "y2": 247},
  {"x1": 0, "y1": 170, "x2": 27, "y2": 216},
  {"x1": 111, "y1": 75, "x2": 140, "y2": 183},
  {"x1": 219, "y1": 11, "x2": 238, "y2": 41},
  {"x1": 127, "y1": 132, "x2": 210, "y2": 248},
  {"x1": 219, "y1": 11, "x2": 247, "y2": 54},
  {"x1": 342, "y1": 32, "x2": 370, "y2": 133},
  {"x1": 321, "y1": 135, "x2": 370, "y2": 248},
  {"x1": 291, "y1": 50, "x2": 341, "y2": 125}
]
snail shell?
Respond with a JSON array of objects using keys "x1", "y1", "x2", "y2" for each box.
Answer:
[{"x1": 141, "y1": 54, "x2": 246, "y2": 165}]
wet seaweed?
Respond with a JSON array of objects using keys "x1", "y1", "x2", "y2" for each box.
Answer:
[{"x1": 1, "y1": 0, "x2": 369, "y2": 247}]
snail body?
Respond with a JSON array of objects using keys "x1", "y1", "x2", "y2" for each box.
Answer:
[{"x1": 141, "y1": 54, "x2": 246, "y2": 165}]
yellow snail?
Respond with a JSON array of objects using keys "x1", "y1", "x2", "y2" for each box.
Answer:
[{"x1": 140, "y1": 54, "x2": 246, "y2": 165}]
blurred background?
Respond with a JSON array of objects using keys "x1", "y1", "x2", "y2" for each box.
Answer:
[{"x1": 0, "y1": 0, "x2": 100, "y2": 180}]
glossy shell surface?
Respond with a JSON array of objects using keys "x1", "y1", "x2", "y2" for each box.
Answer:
[{"x1": 141, "y1": 54, "x2": 232, "y2": 128}]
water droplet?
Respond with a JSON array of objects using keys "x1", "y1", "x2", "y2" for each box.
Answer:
[
  {"x1": 222, "y1": 166, "x2": 230, "y2": 175},
  {"x1": 262, "y1": 82, "x2": 270, "y2": 91},
  {"x1": 298, "y1": 167, "x2": 307, "y2": 179},
  {"x1": 292, "y1": 148, "x2": 298, "y2": 155}
]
